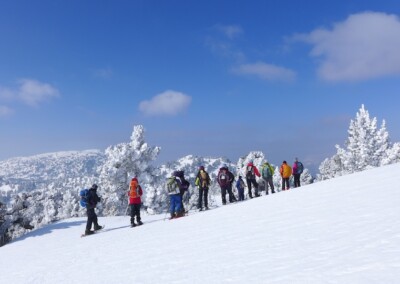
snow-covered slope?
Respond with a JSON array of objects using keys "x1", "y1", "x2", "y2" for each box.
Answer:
[{"x1": 1, "y1": 163, "x2": 399, "y2": 283}]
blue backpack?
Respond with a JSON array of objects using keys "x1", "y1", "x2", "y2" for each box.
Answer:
[
  {"x1": 79, "y1": 189, "x2": 89, "y2": 208},
  {"x1": 296, "y1": 162, "x2": 304, "y2": 174}
]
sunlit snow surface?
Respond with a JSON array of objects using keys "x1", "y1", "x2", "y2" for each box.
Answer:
[{"x1": 1, "y1": 163, "x2": 400, "y2": 284}]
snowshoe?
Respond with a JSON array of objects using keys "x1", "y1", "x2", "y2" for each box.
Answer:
[
  {"x1": 94, "y1": 225, "x2": 103, "y2": 231},
  {"x1": 81, "y1": 230, "x2": 94, "y2": 237}
]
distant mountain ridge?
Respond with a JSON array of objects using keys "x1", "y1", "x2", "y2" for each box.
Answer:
[{"x1": 0, "y1": 150, "x2": 105, "y2": 192}]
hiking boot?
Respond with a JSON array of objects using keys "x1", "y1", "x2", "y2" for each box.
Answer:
[
  {"x1": 199, "y1": 208, "x2": 203, "y2": 211},
  {"x1": 205, "y1": 207, "x2": 209, "y2": 210},
  {"x1": 85, "y1": 230, "x2": 94, "y2": 236},
  {"x1": 137, "y1": 221, "x2": 143, "y2": 226},
  {"x1": 169, "y1": 213, "x2": 175, "y2": 220},
  {"x1": 131, "y1": 223, "x2": 136, "y2": 228},
  {"x1": 94, "y1": 225, "x2": 103, "y2": 231}
]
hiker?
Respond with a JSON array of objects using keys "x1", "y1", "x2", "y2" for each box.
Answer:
[
  {"x1": 195, "y1": 166, "x2": 211, "y2": 211},
  {"x1": 217, "y1": 165, "x2": 236, "y2": 205},
  {"x1": 167, "y1": 171, "x2": 184, "y2": 219},
  {"x1": 292, "y1": 158, "x2": 304, "y2": 188},
  {"x1": 174, "y1": 170, "x2": 190, "y2": 214},
  {"x1": 245, "y1": 161, "x2": 261, "y2": 198},
  {"x1": 128, "y1": 177, "x2": 143, "y2": 227},
  {"x1": 85, "y1": 184, "x2": 102, "y2": 235},
  {"x1": 236, "y1": 176, "x2": 246, "y2": 201},
  {"x1": 228, "y1": 168, "x2": 237, "y2": 202},
  {"x1": 261, "y1": 160, "x2": 275, "y2": 194},
  {"x1": 280, "y1": 161, "x2": 292, "y2": 191}
]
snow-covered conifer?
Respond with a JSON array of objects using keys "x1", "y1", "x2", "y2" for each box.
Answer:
[
  {"x1": 318, "y1": 105, "x2": 399, "y2": 180},
  {"x1": 99, "y1": 125, "x2": 161, "y2": 215}
]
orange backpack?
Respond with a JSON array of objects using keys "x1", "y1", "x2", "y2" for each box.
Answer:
[{"x1": 129, "y1": 180, "x2": 139, "y2": 198}]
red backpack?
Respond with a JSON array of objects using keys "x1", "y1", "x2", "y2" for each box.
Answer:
[{"x1": 218, "y1": 169, "x2": 230, "y2": 187}]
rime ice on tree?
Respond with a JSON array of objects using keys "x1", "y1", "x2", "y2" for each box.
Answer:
[{"x1": 318, "y1": 104, "x2": 400, "y2": 180}]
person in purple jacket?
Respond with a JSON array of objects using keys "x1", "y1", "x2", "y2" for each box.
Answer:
[{"x1": 292, "y1": 158, "x2": 304, "y2": 188}]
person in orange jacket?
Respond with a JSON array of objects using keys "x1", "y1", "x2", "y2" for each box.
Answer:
[
  {"x1": 128, "y1": 177, "x2": 143, "y2": 227},
  {"x1": 280, "y1": 161, "x2": 292, "y2": 191}
]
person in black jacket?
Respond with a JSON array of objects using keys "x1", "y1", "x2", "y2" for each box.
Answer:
[
  {"x1": 195, "y1": 166, "x2": 211, "y2": 211},
  {"x1": 85, "y1": 184, "x2": 102, "y2": 235}
]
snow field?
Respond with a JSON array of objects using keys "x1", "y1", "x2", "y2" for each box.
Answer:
[{"x1": 1, "y1": 163, "x2": 400, "y2": 283}]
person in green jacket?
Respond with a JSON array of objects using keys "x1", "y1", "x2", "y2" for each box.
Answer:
[{"x1": 261, "y1": 161, "x2": 275, "y2": 194}]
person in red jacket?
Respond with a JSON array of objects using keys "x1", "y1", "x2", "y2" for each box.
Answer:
[
  {"x1": 245, "y1": 161, "x2": 261, "y2": 198},
  {"x1": 128, "y1": 177, "x2": 143, "y2": 227}
]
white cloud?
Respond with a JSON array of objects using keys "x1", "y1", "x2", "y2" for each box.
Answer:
[
  {"x1": 295, "y1": 11, "x2": 400, "y2": 81},
  {"x1": 1, "y1": 79, "x2": 60, "y2": 106},
  {"x1": 0, "y1": 105, "x2": 14, "y2": 117},
  {"x1": 17, "y1": 79, "x2": 60, "y2": 106},
  {"x1": 139, "y1": 90, "x2": 192, "y2": 116},
  {"x1": 231, "y1": 62, "x2": 296, "y2": 82},
  {"x1": 216, "y1": 24, "x2": 243, "y2": 39}
]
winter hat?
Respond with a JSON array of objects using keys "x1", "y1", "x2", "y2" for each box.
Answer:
[
  {"x1": 199, "y1": 166, "x2": 205, "y2": 171},
  {"x1": 283, "y1": 161, "x2": 287, "y2": 164},
  {"x1": 91, "y1": 184, "x2": 98, "y2": 190}
]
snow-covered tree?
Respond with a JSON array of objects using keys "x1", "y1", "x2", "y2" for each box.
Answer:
[
  {"x1": 318, "y1": 105, "x2": 399, "y2": 180},
  {"x1": 300, "y1": 168, "x2": 313, "y2": 185},
  {"x1": 381, "y1": 142, "x2": 400, "y2": 166},
  {"x1": 99, "y1": 125, "x2": 161, "y2": 216}
]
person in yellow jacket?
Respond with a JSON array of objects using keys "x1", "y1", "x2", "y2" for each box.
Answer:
[{"x1": 279, "y1": 161, "x2": 292, "y2": 191}]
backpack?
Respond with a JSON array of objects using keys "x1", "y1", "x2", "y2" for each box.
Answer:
[
  {"x1": 129, "y1": 182, "x2": 140, "y2": 199},
  {"x1": 167, "y1": 177, "x2": 179, "y2": 194},
  {"x1": 296, "y1": 162, "x2": 304, "y2": 174},
  {"x1": 281, "y1": 164, "x2": 292, "y2": 178},
  {"x1": 199, "y1": 171, "x2": 208, "y2": 187},
  {"x1": 269, "y1": 164, "x2": 275, "y2": 176},
  {"x1": 261, "y1": 165, "x2": 271, "y2": 179},
  {"x1": 237, "y1": 179, "x2": 245, "y2": 190},
  {"x1": 246, "y1": 165, "x2": 255, "y2": 179},
  {"x1": 218, "y1": 169, "x2": 230, "y2": 187},
  {"x1": 262, "y1": 164, "x2": 275, "y2": 178},
  {"x1": 79, "y1": 189, "x2": 89, "y2": 208}
]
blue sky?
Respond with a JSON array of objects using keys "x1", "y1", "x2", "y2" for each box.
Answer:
[{"x1": 1, "y1": 0, "x2": 400, "y2": 173}]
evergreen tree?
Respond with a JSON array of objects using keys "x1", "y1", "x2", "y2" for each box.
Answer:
[
  {"x1": 381, "y1": 142, "x2": 400, "y2": 166},
  {"x1": 318, "y1": 105, "x2": 398, "y2": 180},
  {"x1": 99, "y1": 125, "x2": 161, "y2": 216}
]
